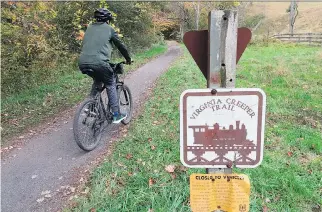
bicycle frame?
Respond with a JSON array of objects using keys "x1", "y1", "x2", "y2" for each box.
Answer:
[
  {"x1": 93, "y1": 86, "x2": 111, "y2": 125},
  {"x1": 90, "y1": 62, "x2": 129, "y2": 125},
  {"x1": 116, "y1": 75, "x2": 130, "y2": 105},
  {"x1": 93, "y1": 74, "x2": 125, "y2": 125}
]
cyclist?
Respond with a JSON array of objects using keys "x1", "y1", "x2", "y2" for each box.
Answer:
[{"x1": 78, "y1": 8, "x2": 132, "y2": 124}]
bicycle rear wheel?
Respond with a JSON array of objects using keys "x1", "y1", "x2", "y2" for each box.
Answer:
[
  {"x1": 118, "y1": 85, "x2": 133, "y2": 125},
  {"x1": 73, "y1": 99, "x2": 103, "y2": 151}
]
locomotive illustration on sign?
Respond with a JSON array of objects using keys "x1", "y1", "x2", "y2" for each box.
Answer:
[{"x1": 187, "y1": 121, "x2": 256, "y2": 164}]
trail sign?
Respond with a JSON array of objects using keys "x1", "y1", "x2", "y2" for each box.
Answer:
[
  {"x1": 180, "y1": 88, "x2": 266, "y2": 168},
  {"x1": 190, "y1": 174, "x2": 250, "y2": 212}
]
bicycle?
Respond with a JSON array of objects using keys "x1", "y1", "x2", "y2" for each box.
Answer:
[{"x1": 73, "y1": 61, "x2": 133, "y2": 151}]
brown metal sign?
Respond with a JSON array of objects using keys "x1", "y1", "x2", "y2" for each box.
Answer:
[
  {"x1": 183, "y1": 27, "x2": 252, "y2": 79},
  {"x1": 180, "y1": 89, "x2": 266, "y2": 168}
]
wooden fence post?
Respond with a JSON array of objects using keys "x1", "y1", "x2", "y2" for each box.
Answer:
[{"x1": 206, "y1": 10, "x2": 238, "y2": 174}]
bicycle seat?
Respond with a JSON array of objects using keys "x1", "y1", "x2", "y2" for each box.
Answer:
[{"x1": 81, "y1": 69, "x2": 94, "y2": 74}]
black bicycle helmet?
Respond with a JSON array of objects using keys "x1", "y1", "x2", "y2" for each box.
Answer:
[{"x1": 94, "y1": 8, "x2": 113, "y2": 22}]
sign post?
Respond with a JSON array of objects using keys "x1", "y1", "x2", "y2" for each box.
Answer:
[
  {"x1": 207, "y1": 10, "x2": 238, "y2": 174},
  {"x1": 181, "y1": 9, "x2": 266, "y2": 212}
]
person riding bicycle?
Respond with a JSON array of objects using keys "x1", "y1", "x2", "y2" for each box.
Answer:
[{"x1": 78, "y1": 8, "x2": 132, "y2": 124}]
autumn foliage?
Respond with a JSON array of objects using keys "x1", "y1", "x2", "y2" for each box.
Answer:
[{"x1": 1, "y1": 1, "x2": 239, "y2": 97}]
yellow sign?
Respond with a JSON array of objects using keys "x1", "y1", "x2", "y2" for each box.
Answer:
[{"x1": 190, "y1": 174, "x2": 250, "y2": 212}]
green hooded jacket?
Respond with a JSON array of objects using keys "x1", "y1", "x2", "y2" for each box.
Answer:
[{"x1": 78, "y1": 22, "x2": 131, "y2": 66}]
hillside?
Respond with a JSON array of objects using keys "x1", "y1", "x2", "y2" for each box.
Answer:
[{"x1": 246, "y1": 2, "x2": 322, "y2": 35}]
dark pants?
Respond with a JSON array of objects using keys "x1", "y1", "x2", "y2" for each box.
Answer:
[{"x1": 79, "y1": 63, "x2": 119, "y2": 113}]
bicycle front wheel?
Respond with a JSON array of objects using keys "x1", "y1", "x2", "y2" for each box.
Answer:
[
  {"x1": 118, "y1": 85, "x2": 133, "y2": 125},
  {"x1": 73, "y1": 99, "x2": 103, "y2": 151}
]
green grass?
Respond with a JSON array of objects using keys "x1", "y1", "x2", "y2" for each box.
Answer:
[
  {"x1": 68, "y1": 43, "x2": 322, "y2": 212},
  {"x1": 1, "y1": 43, "x2": 167, "y2": 144}
]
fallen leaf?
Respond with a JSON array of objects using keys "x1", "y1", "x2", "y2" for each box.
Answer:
[
  {"x1": 70, "y1": 187, "x2": 76, "y2": 193},
  {"x1": 126, "y1": 154, "x2": 133, "y2": 159},
  {"x1": 36, "y1": 197, "x2": 45, "y2": 203},
  {"x1": 41, "y1": 190, "x2": 51, "y2": 195},
  {"x1": 179, "y1": 166, "x2": 188, "y2": 172},
  {"x1": 81, "y1": 187, "x2": 90, "y2": 194},
  {"x1": 117, "y1": 178, "x2": 126, "y2": 186},
  {"x1": 165, "y1": 165, "x2": 176, "y2": 173},
  {"x1": 42, "y1": 93, "x2": 53, "y2": 106},
  {"x1": 287, "y1": 151, "x2": 293, "y2": 157},
  {"x1": 128, "y1": 172, "x2": 133, "y2": 176},
  {"x1": 151, "y1": 145, "x2": 156, "y2": 150},
  {"x1": 31, "y1": 175, "x2": 38, "y2": 179},
  {"x1": 263, "y1": 206, "x2": 268, "y2": 212},
  {"x1": 274, "y1": 195, "x2": 280, "y2": 202},
  {"x1": 170, "y1": 173, "x2": 176, "y2": 179},
  {"x1": 149, "y1": 178, "x2": 155, "y2": 187},
  {"x1": 148, "y1": 138, "x2": 152, "y2": 142},
  {"x1": 70, "y1": 201, "x2": 79, "y2": 208},
  {"x1": 117, "y1": 162, "x2": 126, "y2": 168}
]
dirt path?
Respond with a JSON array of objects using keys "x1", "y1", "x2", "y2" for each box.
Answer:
[{"x1": 1, "y1": 43, "x2": 182, "y2": 212}]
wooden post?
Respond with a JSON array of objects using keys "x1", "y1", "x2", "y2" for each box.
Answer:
[
  {"x1": 289, "y1": 0, "x2": 296, "y2": 36},
  {"x1": 206, "y1": 10, "x2": 238, "y2": 174}
]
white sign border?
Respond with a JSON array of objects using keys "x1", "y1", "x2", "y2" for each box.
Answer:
[{"x1": 180, "y1": 88, "x2": 266, "y2": 168}]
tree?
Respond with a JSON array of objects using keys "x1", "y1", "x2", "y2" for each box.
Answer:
[{"x1": 287, "y1": 0, "x2": 298, "y2": 35}]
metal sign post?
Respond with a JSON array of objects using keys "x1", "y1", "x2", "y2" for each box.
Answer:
[
  {"x1": 206, "y1": 10, "x2": 237, "y2": 174},
  {"x1": 180, "y1": 9, "x2": 265, "y2": 212}
]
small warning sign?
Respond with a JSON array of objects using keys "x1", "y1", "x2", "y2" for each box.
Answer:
[{"x1": 190, "y1": 174, "x2": 250, "y2": 212}]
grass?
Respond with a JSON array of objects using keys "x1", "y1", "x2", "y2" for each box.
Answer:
[
  {"x1": 1, "y1": 43, "x2": 167, "y2": 144},
  {"x1": 68, "y1": 43, "x2": 321, "y2": 212}
]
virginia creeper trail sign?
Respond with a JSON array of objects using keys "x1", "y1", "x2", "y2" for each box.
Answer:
[
  {"x1": 180, "y1": 88, "x2": 266, "y2": 168},
  {"x1": 190, "y1": 174, "x2": 250, "y2": 212}
]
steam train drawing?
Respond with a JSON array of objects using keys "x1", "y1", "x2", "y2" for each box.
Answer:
[
  {"x1": 186, "y1": 121, "x2": 257, "y2": 164},
  {"x1": 189, "y1": 121, "x2": 255, "y2": 147}
]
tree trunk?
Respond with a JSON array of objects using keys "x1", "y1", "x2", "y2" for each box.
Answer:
[
  {"x1": 196, "y1": 1, "x2": 200, "y2": 30},
  {"x1": 289, "y1": 0, "x2": 297, "y2": 35}
]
